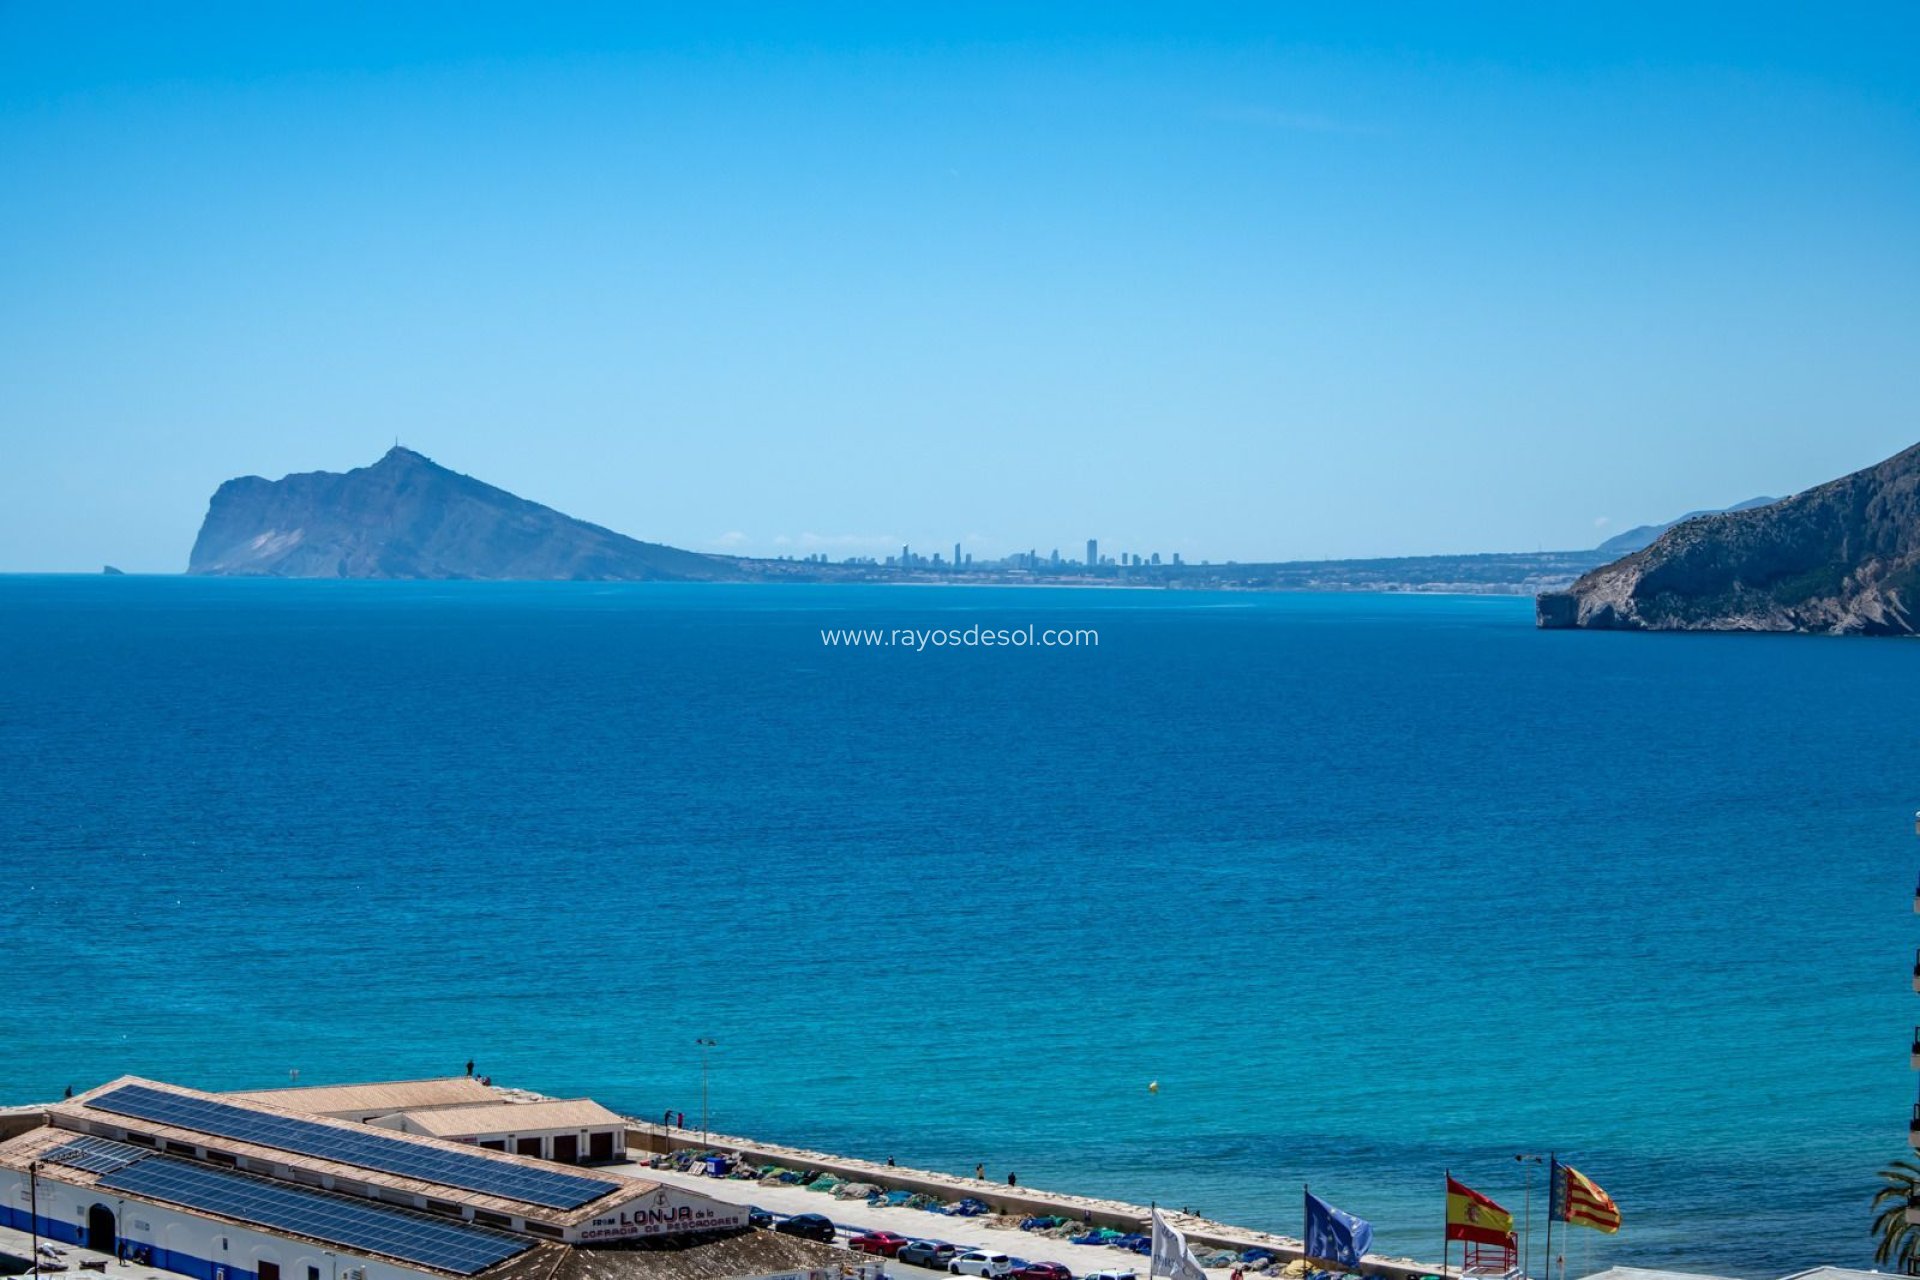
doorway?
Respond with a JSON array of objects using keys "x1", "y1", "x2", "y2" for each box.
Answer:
[{"x1": 86, "y1": 1204, "x2": 115, "y2": 1255}]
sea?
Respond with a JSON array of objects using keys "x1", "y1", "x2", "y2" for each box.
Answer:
[{"x1": 3, "y1": 575, "x2": 1916, "y2": 1276}]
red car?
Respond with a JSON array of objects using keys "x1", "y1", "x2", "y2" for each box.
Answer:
[
  {"x1": 852, "y1": 1232, "x2": 913, "y2": 1258},
  {"x1": 1016, "y1": 1265, "x2": 1073, "y2": 1280}
]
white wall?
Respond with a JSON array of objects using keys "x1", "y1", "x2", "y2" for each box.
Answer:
[{"x1": 0, "y1": 1166, "x2": 434, "y2": 1280}]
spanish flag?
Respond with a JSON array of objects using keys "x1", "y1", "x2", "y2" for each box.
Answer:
[
  {"x1": 1549, "y1": 1160, "x2": 1621, "y2": 1234},
  {"x1": 1444, "y1": 1174, "x2": 1515, "y2": 1247}
]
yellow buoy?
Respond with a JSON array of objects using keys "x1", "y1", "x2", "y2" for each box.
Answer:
[{"x1": 1147, "y1": 1080, "x2": 1160, "y2": 1093}]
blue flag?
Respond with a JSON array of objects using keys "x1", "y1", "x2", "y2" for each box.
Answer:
[{"x1": 1303, "y1": 1190, "x2": 1374, "y2": 1269}]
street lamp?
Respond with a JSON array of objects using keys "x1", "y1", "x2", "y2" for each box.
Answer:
[
  {"x1": 1514, "y1": 1154, "x2": 1543, "y2": 1278},
  {"x1": 29, "y1": 1161, "x2": 40, "y2": 1280},
  {"x1": 695, "y1": 1039, "x2": 717, "y2": 1144}
]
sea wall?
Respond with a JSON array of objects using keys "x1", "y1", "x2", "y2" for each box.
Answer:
[{"x1": 624, "y1": 1124, "x2": 1441, "y2": 1280}]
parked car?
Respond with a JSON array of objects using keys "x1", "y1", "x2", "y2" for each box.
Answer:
[
  {"x1": 1015, "y1": 1264, "x2": 1072, "y2": 1280},
  {"x1": 774, "y1": 1213, "x2": 836, "y2": 1243},
  {"x1": 950, "y1": 1252, "x2": 1016, "y2": 1278},
  {"x1": 1082, "y1": 1270, "x2": 1138, "y2": 1280},
  {"x1": 897, "y1": 1242, "x2": 960, "y2": 1269},
  {"x1": 852, "y1": 1232, "x2": 912, "y2": 1257},
  {"x1": 747, "y1": 1206, "x2": 774, "y2": 1229}
]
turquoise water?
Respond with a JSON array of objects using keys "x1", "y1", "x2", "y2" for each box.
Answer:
[{"x1": 2, "y1": 576, "x2": 1915, "y2": 1275}]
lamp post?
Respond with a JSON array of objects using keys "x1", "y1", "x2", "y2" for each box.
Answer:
[
  {"x1": 695, "y1": 1039, "x2": 716, "y2": 1144},
  {"x1": 29, "y1": 1160, "x2": 40, "y2": 1280},
  {"x1": 1514, "y1": 1154, "x2": 1543, "y2": 1278}
]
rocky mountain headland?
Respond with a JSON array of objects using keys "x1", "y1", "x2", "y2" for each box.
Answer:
[
  {"x1": 1593, "y1": 496, "x2": 1777, "y2": 556},
  {"x1": 189, "y1": 447, "x2": 744, "y2": 580},
  {"x1": 1537, "y1": 441, "x2": 1920, "y2": 635}
]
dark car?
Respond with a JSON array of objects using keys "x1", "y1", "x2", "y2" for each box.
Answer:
[
  {"x1": 898, "y1": 1242, "x2": 960, "y2": 1269},
  {"x1": 1015, "y1": 1266, "x2": 1071, "y2": 1280},
  {"x1": 851, "y1": 1232, "x2": 913, "y2": 1257},
  {"x1": 775, "y1": 1213, "x2": 837, "y2": 1243},
  {"x1": 747, "y1": 1206, "x2": 775, "y2": 1229}
]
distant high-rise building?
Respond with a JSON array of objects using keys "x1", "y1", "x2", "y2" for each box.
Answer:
[
  {"x1": 1086, "y1": 538, "x2": 1097, "y2": 568},
  {"x1": 1150, "y1": 552, "x2": 1160, "y2": 566},
  {"x1": 954, "y1": 542, "x2": 962, "y2": 570}
]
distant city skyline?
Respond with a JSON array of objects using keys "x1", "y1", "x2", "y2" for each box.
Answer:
[{"x1": 2, "y1": 5, "x2": 1917, "y2": 572}]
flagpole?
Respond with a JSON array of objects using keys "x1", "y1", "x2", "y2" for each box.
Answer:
[
  {"x1": 1442, "y1": 1172, "x2": 1450, "y2": 1280},
  {"x1": 1542, "y1": 1156, "x2": 1554, "y2": 1280}
]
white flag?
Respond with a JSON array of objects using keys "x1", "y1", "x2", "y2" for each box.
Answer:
[{"x1": 1150, "y1": 1207, "x2": 1208, "y2": 1280}]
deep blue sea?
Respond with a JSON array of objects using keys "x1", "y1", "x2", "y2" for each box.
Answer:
[{"x1": 4, "y1": 576, "x2": 1917, "y2": 1276}]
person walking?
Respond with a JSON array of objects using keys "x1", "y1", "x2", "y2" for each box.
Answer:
[
  {"x1": 1007, "y1": 1172, "x2": 1017, "y2": 1188},
  {"x1": 974, "y1": 1163, "x2": 984, "y2": 1181}
]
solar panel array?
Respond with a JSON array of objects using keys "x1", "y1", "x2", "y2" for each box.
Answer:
[
  {"x1": 42, "y1": 1135, "x2": 148, "y2": 1175},
  {"x1": 98, "y1": 1156, "x2": 533, "y2": 1276},
  {"x1": 88, "y1": 1084, "x2": 619, "y2": 1210}
]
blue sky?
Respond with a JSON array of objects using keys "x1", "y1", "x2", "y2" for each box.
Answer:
[{"x1": 2, "y1": 4, "x2": 1917, "y2": 571}]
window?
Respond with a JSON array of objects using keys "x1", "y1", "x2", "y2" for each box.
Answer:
[
  {"x1": 525, "y1": 1224, "x2": 563, "y2": 1240},
  {"x1": 260, "y1": 1261, "x2": 280, "y2": 1280},
  {"x1": 473, "y1": 1211, "x2": 510, "y2": 1229},
  {"x1": 307, "y1": 1267, "x2": 320, "y2": 1280}
]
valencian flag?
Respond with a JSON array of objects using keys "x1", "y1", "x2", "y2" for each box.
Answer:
[
  {"x1": 1444, "y1": 1174, "x2": 1515, "y2": 1247},
  {"x1": 1549, "y1": 1160, "x2": 1621, "y2": 1234},
  {"x1": 1303, "y1": 1190, "x2": 1373, "y2": 1269}
]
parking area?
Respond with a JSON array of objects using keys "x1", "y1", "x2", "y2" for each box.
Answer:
[{"x1": 621, "y1": 1167, "x2": 1165, "y2": 1280}]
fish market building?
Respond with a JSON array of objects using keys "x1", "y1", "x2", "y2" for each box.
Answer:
[
  {"x1": 221, "y1": 1081, "x2": 627, "y2": 1165},
  {"x1": 0, "y1": 1078, "x2": 749, "y2": 1280},
  {"x1": 365, "y1": 1100, "x2": 626, "y2": 1165},
  {"x1": 221, "y1": 1080, "x2": 503, "y2": 1126}
]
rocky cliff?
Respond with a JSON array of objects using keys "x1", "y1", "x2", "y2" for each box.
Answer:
[
  {"x1": 189, "y1": 447, "x2": 742, "y2": 581},
  {"x1": 1593, "y1": 496, "x2": 1776, "y2": 557},
  {"x1": 1537, "y1": 441, "x2": 1920, "y2": 635}
]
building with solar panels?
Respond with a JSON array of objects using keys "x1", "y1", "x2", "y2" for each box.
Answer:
[
  {"x1": 220, "y1": 1081, "x2": 628, "y2": 1165},
  {"x1": 0, "y1": 1078, "x2": 762, "y2": 1280}
]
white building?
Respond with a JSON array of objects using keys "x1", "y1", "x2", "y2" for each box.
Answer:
[
  {"x1": 0, "y1": 1077, "x2": 743, "y2": 1280},
  {"x1": 367, "y1": 1100, "x2": 625, "y2": 1165},
  {"x1": 223, "y1": 1080, "x2": 502, "y2": 1125}
]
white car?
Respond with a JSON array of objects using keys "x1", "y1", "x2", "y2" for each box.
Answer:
[
  {"x1": 1083, "y1": 1271, "x2": 1139, "y2": 1280},
  {"x1": 949, "y1": 1253, "x2": 1016, "y2": 1278}
]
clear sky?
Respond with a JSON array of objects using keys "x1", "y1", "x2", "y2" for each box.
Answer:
[{"x1": 3, "y1": 4, "x2": 1917, "y2": 571}]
